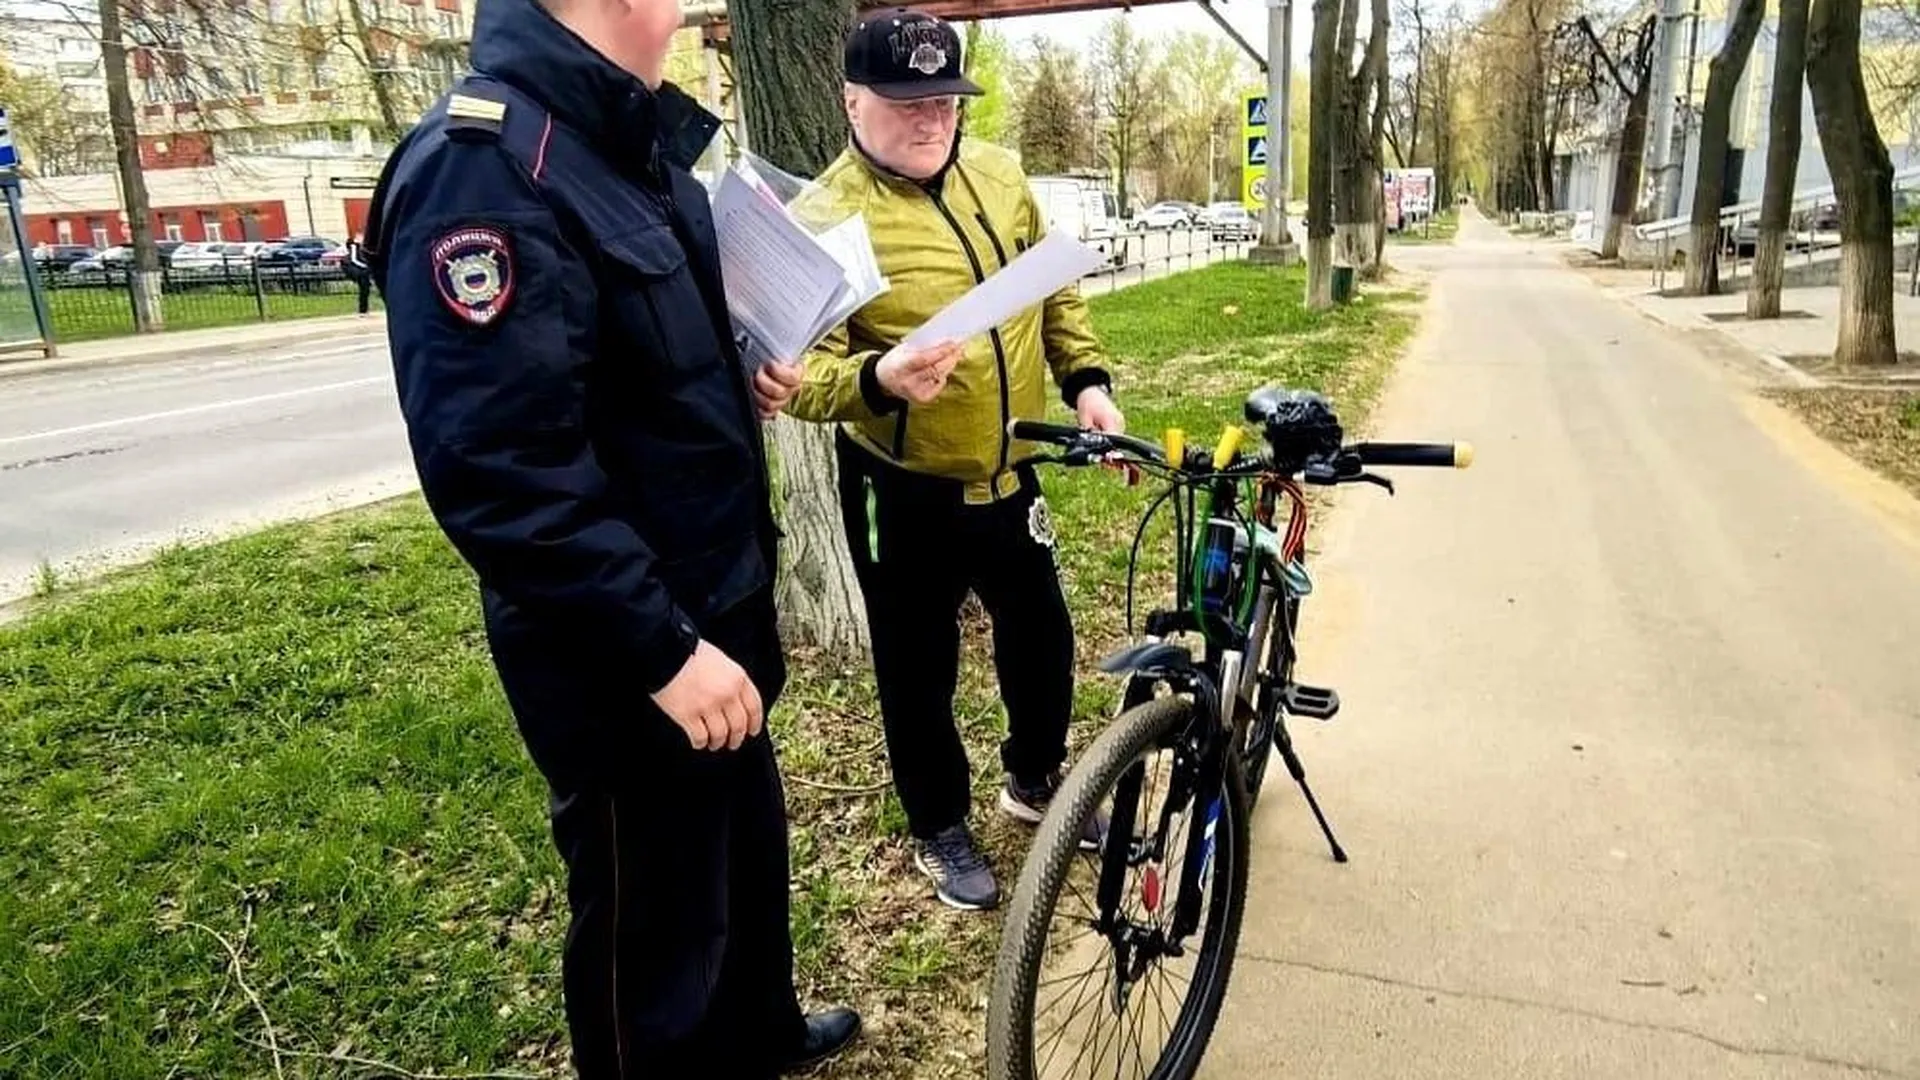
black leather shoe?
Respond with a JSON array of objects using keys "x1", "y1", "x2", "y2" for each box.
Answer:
[{"x1": 780, "y1": 1007, "x2": 861, "y2": 1073}]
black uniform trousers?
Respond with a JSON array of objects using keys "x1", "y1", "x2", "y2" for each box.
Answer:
[
  {"x1": 834, "y1": 432, "x2": 1076, "y2": 841},
  {"x1": 489, "y1": 589, "x2": 806, "y2": 1080}
]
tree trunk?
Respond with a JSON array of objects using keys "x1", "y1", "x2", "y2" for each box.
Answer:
[
  {"x1": 1805, "y1": 0, "x2": 1898, "y2": 365},
  {"x1": 98, "y1": 0, "x2": 163, "y2": 332},
  {"x1": 1750, "y1": 0, "x2": 1810, "y2": 319},
  {"x1": 730, "y1": 0, "x2": 872, "y2": 654},
  {"x1": 1601, "y1": 29, "x2": 1656, "y2": 262},
  {"x1": 1683, "y1": 0, "x2": 1766, "y2": 295},
  {"x1": 1307, "y1": 0, "x2": 1343, "y2": 308},
  {"x1": 1333, "y1": 0, "x2": 1385, "y2": 280},
  {"x1": 1365, "y1": 0, "x2": 1390, "y2": 280}
]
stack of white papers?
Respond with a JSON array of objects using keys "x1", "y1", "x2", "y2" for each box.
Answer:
[{"x1": 711, "y1": 166, "x2": 888, "y2": 371}]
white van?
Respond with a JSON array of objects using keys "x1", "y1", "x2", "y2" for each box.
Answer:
[{"x1": 1028, "y1": 176, "x2": 1124, "y2": 268}]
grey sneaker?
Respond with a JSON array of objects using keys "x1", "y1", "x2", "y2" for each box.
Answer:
[
  {"x1": 1001, "y1": 771, "x2": 1107, "y2": 852},
  {"x1": 914, "y1": 825, "x2": 1000, "y2": 911}
]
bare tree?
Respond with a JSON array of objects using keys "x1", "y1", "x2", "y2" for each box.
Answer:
[
  {"x1": 97, "y1": 0, "x2": 164, "y2": 331},
  {"x1": 1089, "y1": 17, "x2": 1166, "y2": 215},
  {"x1": 1682, "y1": 0, "x2": 1766, "y2": 295},
  {"x1": 1154, "y1": 32, "x2": 1247, "y2": 201},
  {"x1": 1570, "y1": 14, "x2": 1656, "y2": 260},
  {"x1": 1383, "y1": 0, "x2": 1429, "y2": 168},
  {"x1": 1749, "y1": 0, "x2": 1810, "y2": 319},
  {"x1": 729, "y1": 0, "x2": 871, "y2": 654},
  {"x1": 1805, "y1": 0, "x2": 1897, "y2": 365}
]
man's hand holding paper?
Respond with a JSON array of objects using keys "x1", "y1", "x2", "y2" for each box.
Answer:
[{"x1": 876, "y1": 340, "x2": 964, "y2": 405}]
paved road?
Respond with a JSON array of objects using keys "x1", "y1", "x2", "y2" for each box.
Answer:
[
  {"x1": 1203, "y1": 216, "x2": 1920, "y2": 1077},
  {"x1": 0, "y1": 234, "x2": 1255, "y2": 605},
  {"x1": 0, "y1": 331, "x2": 412, "y2": 601}
]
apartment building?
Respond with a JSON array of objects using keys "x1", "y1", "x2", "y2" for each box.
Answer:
[
  {"x1": 7, "y1": 0, "x2": 733, "y2": 248},
  {"x1": 5, "y1": 0, "x2": 475, "y2": 245},
  {"x1": 1557, "y1": 0, "x2": 1918, "y2": 225}
]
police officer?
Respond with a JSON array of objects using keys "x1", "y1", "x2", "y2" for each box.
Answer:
[
  {"x1": 364, "y1": 0, "x2": 858, "y2": 1073},
  {"x1": 754, "y1": 8, "x2": 1122, "y2": 913}
]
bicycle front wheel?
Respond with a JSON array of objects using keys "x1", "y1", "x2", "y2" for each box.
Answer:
[{"x1": 987, "y1": 696, "x2": 1251, "y2": 1080}]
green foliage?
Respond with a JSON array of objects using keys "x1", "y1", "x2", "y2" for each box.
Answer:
[{"x1": 962, "y1": 24, "x2": 1015, "y2": 147}]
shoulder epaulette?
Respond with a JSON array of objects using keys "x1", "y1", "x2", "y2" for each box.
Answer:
[{"x1": 445, "y1": 90, "x2": 506, "y2": 140}]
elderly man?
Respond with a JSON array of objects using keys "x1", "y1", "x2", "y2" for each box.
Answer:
[
  {"x1": 365, "y1": 0, "x2": 860, "y2": 1072},
  {"x1": 754, "y1": 7, "x2": 1123, "y2": 913}
]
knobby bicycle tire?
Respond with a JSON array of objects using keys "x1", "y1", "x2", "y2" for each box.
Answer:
[{"x1": 987, "y1": 696, "x2": 1252, "y2": 1080}]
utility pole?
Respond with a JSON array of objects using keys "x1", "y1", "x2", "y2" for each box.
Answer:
[
  {"x1": 1645, "y1": 0, "x2": 1690, "y2": 218},
  {"x1": 1255, "y1": 0, "x2": 1299, "y2": 262}
]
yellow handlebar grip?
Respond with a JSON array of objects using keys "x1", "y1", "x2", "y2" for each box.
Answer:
[
  {"x1": 1164, "y1": 428, "x2": 1185, "y2": 467},
  {"x1": 1454, "y1": 442, "x2": 1475, "y2": 468},
  {"x1": 1213, "y1": 425, "x2": 1245, "y2": 470}
]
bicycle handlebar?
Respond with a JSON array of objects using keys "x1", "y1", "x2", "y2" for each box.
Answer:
[
  {"x1": 1009, "y1": 419, "x2": 1167, "y2": 463},
  {"x1": 1009, "y1": 420, "x2": 1475, "y2": 479},
  {"x1": 1350, "y1": 441, "x2": 1475, "y2": 469}
]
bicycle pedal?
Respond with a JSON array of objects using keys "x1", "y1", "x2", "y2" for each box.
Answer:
[{"x1": 1281, "y1": 683, "x2": 1340, "y2": 720}]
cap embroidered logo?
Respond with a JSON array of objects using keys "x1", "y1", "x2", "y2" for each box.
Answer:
[
  {"x1": 907, "y1": 42, "x2": 947, "y2": 75},
  {"x1": 431, "y1": 226, "x2": 516, "y2": 326}
]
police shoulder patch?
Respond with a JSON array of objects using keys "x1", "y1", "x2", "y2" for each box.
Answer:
[{"x1": 430, "y1": 225, "x2": 515, "y2": 326}]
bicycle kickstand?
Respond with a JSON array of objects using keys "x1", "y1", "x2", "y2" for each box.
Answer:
[{"x1": 1274, "y1": 723, "x2": 1348, "y2": 863}]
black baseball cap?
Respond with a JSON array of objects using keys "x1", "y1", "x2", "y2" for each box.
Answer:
[{"x1": 844, "y1": 8, "x2": 984, "y2": 100}]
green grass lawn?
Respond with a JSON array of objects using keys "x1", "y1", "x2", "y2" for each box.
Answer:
[
  {"x1": 1390, "y1": 208, "x2": 1459, "y2": 245},
  {"x1": 0, "y1": 261, "x2": 1421, "y2": 1079},
  {"x1": 43, "y1": 285, "x2": 382, "y2": 344}
]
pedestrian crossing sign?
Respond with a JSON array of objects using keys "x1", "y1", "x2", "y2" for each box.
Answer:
[{"x1": 1241, "y1": 88, "x2": 1268, "y2": 211}]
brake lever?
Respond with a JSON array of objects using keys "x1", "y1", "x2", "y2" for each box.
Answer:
[{"x1": 1355, "y1": 471, "x2": 1395, "y2": 495}]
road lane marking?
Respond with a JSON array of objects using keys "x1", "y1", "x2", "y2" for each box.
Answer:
[{"x1": 0, "y1": 376, "x2": 390, "y2": 447}]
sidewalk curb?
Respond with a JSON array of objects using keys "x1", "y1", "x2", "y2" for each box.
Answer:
[
  {"x1": 1593, "y1": 286, "x2": 1827, "y2": 390},
  {"x1": 0, "y1": 319, "x2": 388, "y2": 382}
]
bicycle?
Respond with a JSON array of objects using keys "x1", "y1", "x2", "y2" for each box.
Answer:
[{"x1": 985, "y1": 385, "x2": 1473, "y2": 1080}]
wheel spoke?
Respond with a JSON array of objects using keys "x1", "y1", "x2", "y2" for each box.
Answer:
[{"x1": 1039, "y1": 960, "x2": 1106, "y2": 1079}]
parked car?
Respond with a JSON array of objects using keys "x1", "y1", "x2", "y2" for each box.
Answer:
[
  {"x1": 1208, "y1": 203, "x2": 1260, "y2": 242},
  {"x1": 32, "y1": 244, "x2": 98, "y2": 273},
  {"x1": 167, "y1": 243, "x2": 238, "y2": 271},
  {"x1": 173, "y1": 241, "x2": 271, "y2": 270},
  {"x1": 258, "y1": 236, "x2": 344, "y2": 265},
  {"x1": 92, "y1": 241, "x2": 187, "y2": 269},
  {"x1": 1136, "y1": 202, "x2": 1194, "y2": 230}
]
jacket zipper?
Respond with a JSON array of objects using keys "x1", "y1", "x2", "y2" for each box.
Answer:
[{"x1": 927, "y1": 188, "x2": 1014, "y2": 486}]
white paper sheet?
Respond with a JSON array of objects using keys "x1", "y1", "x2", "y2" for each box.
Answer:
[
  {"x1": 806, "y1": 214, "x2": 889, "y2": 346},
  {"x1": 711, "y1": 169, "x2": 857, "y2": 370},
  {"x1": 900, "y1": 230, "x2": 1105, "y2": 350}
]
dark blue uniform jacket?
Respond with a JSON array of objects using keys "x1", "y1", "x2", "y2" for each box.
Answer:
[{"x1": 366, "y1": 0, "x2": 777, "y2": 749}]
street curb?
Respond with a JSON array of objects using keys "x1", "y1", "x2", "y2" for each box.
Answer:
[
  {"x1": 1591, "y1": 285, "x2": 1827, "y2": 390},
  {"x1": 0, "y1": 320, "x2": 387, "y2": 382}
]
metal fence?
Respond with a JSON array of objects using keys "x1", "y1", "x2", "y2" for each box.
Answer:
[
  {"x1": 1083, "y1": 227, "x2": 1261, "y2": 296},
  {"x1": 37, "y1": 260, "x2": 379, "y2": 342}
]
